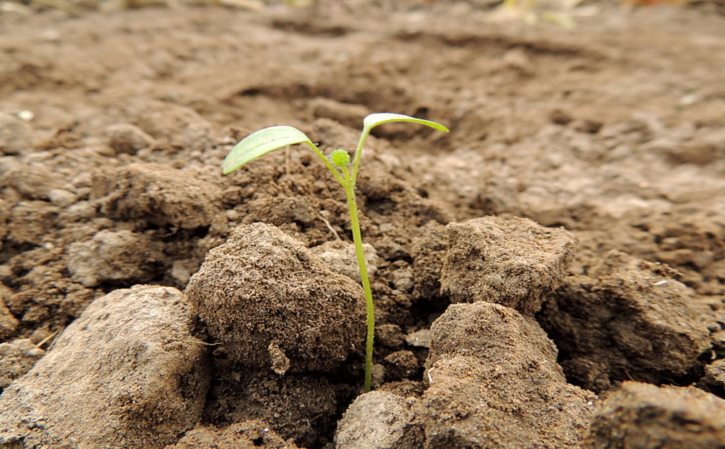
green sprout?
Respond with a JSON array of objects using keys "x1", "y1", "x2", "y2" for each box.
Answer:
[{"x1": 222, "y1": 113, "x2": 448, "y2": 392}]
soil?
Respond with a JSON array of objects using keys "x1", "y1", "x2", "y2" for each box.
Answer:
[{"x1": 0, "y1": 0, "x2": 724, "y2": 448}]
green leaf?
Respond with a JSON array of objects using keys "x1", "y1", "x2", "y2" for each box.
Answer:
[
  {"x1": 222, "y1": 126, "x2": 314, "y2": 175},
  {"x1": 363, "y1": 113, "x2": 449, "y2": 133}
]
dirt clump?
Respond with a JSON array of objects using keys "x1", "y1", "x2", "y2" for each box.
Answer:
[
  {"x1": 66, "y1": 229, "x2": 165, "y2": 287},
  {"x1": 240, "y1": 195, "x2": 324, "y2": 239},
  {"x1": 6, "y1": 201, "x2": 60, "y2": 245},
  {"x1": 662, "y1": 127, "x2": 725, "y2": 166},
  {"x1": 698, "y1": 359, "x2": 725, "y2": 397},
  {"x1": 92, "y1": 162, "x2": 223, "y2": 231},
  {"x1": 3, "y1": 164, "x2": 70, "y2": 203},
  {"x1": 186, "y1": 223, "x2": 366, "y2": 373},
  {"x1": 0, "y1": 285, "x2": 210, "y2": 449},
  {"x1": 0, "y1": 199, "x2": 8, "y2": 250},
  {"x1": 309, "y1": 98, "x2": 370, "y2": 130},
  {"x1": 639, "y1": 206, "x2": 725, "y2": 295},
  {"x1": 411, "y1": 222, "x2": 448, "y2": 301},
  {"x1": 384, "y1": 350, "x2": 421, "y2": 382},
  {"x1": 441, "y1": 216, "x2": 576, "y2": 314},
  {"x1": 585, "y1": 382, "x2": 725, "y2": 449},
  {"x1": 188, "y1": 223, "x2": 368, "y2": 446},
  {"x1": 376, "y1": 323, "x2": 406, "y2": 349},
  {"x1": 0, "y1": 113, "x2": 32, "y2": 155},
  {"x1": 0, "y1": 338, "x2": 44, "y2": 390},
  {"x1": 204, "y1": 370, "x2": 338, "y2": 448},
  {"x1": 427, "y1": 302, "x2": 558, "y2": 366},
  {"x1": 418, "y1": 302, "x2": 596, "y2": 449},
  {"x1": 133, "y1": 102, "x2": 214, "y2": 152},
  {"x1": 336, "y1": 390, "x2": 423, "y2": 449},
  {"x1": 0, "y1": 284, "x2": 19, "y2": 340},
  {"x1": 107, "y1": 123, "x2": 157, "y2": 155},
  {"x1": 166, "y1": 421, "x2": 300, "y2": 449},
  {"x1": 2, "y1": 246, "x2": 96, "y2": 343},
  {"x1": 539, "y1": 250, "x2": 711, "y2": 392}
]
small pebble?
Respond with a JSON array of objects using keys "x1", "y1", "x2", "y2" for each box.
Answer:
[
  {"x1": 48, "y1": 189, "x2": 78, "y2": 208},
  {"x1": 17, "y1": 110, "x2": 34, "y2": 121},
  {"x1": 225, "y1": 209, "x2": 240, "y2": 221},
  {"x1": 405, "y1": 329, "x2": 431, "y2": 348}
]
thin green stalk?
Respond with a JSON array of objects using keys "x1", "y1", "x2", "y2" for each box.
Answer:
[
  {"x1": 343, "y1": 182, "x2": 375, "y2": 392},
  {"x1": 321, "y1": 145, "x2": 376, "y2": 392},
  {"x1": 330, "y1": 154, "x2": 375, "y2": 391},
  {"x1": 345, "y1": 132, "x2": 376, "y2": 392},
  {"x1": 351, "y1": 127, "x2": 371, "y2": 183}
]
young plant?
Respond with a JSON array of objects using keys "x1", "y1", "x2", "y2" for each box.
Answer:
[{"x1": 222, "y1": 113, "x2": 448, "y2": 391}]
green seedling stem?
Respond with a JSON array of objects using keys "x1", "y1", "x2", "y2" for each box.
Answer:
[{"x1": 222, "y1": 113, "x2": 448, "y2": 392}]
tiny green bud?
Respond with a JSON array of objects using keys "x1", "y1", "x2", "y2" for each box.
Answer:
[{"x1": 330, "y1": 149, "x2": 351, "y2": 168}]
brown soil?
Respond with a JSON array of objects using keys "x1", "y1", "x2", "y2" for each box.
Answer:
[{"x1": 0, "y1": 1, "x2": 724, "y2": 448}]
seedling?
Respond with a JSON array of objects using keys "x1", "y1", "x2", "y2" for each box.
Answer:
[{"x1": 223, "y1": 113, "x2": 448, "y2": 391}]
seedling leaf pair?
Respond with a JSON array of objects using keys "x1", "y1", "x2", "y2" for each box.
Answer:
[{"x1": 223, "y1": 113, "x2": 448, "y2": 177}]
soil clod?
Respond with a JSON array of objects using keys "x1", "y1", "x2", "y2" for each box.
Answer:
[
  {"x1": 204, "y1": 371, "x2": 338, "y2": 448},
  {"x1": 441, "y1": 216, "x2": 576, "y2": 314},
  {"x1": 92, "y1": 162, "x2": 223, "y2": 230},
  {"x1": 0, "y1": 114, "x2": 32, "y2": 156},
  {"x1": 585, "y1": 382, "x2": 725, "y2": 449},
  {"x1": 419, "y1": 302, "x2": 597, "y2": 449},
  {"x1": 0, "y1": 338, "x2": 44, "y2": 390},
  {"x1": 186, "y1": 223, "x2": 366, "y2": 373},
  {"x1": 336, "y1": 390, "x2": 423, "y2": 449},
  {"x1": 107, "y1": 123, "x2": 157, "y2": 155},
  {"x1": 166, "y1": 421, "x2": 301, "y2": 449},
  {"x1": 0, "y1": 285, "x2": 19, "y2": 340},
  {"x1": 0, "y1": 285, "x2": 210, "y2": 449},
  {"x1": 698, "y1": 359, "x2": 725, "y2": 398},
  {"x1": 66, "y1": 229, "x2": 165, "y2": 287},
  {"x1": 539, "y1": 250, "x2": 711, "y2": 392}
]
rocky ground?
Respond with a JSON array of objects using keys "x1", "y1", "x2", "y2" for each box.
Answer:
[{"x1": 0, "y1": 1, "x2": 723, "y2": 448}]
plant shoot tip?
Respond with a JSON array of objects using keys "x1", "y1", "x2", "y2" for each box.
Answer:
[{"x1": 330, "y1": 149, "x2": 351, "y2": 168}]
